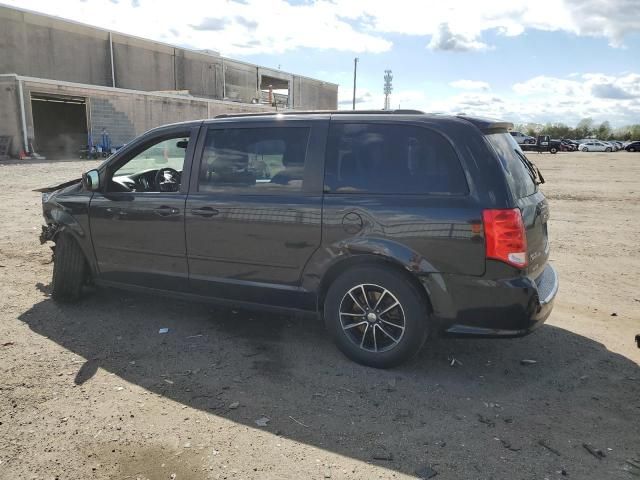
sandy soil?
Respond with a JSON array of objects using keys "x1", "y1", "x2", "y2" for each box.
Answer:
[{"x1": 0, "y1": 152, "x2": 639, "y2": 480}]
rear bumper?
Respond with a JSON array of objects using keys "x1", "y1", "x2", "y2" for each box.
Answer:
[{"x1": 423, "y1": 264, "x2": 559, "y2": 338}]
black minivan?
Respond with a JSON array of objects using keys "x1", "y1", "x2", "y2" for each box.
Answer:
[{"x1": 39, "y1": 110, "x2": 558, "y2": 368}]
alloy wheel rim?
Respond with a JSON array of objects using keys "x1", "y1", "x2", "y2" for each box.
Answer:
[{"x1": 339, "y1": 284, "x2": 406, "y2": 353}]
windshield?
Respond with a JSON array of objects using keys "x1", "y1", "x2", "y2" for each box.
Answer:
[{"x1": 485, "y1": 132, "x2": 538, "y2": 199}]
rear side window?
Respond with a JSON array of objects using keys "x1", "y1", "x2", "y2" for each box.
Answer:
[
  {"x1": 485, "y1": 132, "x2": 536, "y2": 198},
  {"x1": 198, "y1": 127, "x2": 310, "y2": 193},
  {"x1": 324, "y1": 123, "x2": 468, "y2": 195}
]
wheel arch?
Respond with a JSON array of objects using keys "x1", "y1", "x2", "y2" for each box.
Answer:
[
  {"x1": 316, "y1": 254, "x2": 434, "y2": 317},
  {"x1": 43, "y1": 208, "x2": 97, "y2": 277}
]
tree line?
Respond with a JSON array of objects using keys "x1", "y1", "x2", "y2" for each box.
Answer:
[{"x1": 513, "y1": 118, "x2": 640, "y2": 141}]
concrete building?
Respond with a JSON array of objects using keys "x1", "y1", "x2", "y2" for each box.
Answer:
[{"x1": 0, "y1": 5, "x2": 338, "y2": 158}]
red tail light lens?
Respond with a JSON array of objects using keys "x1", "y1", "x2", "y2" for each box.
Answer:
[{"x1": 482, "y1": 209, "x2": 528, "y2": 268}]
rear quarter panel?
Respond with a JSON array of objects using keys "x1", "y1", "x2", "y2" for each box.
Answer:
[{"x1": 302, "y1": 117, "x2": 512, "y2": 293}]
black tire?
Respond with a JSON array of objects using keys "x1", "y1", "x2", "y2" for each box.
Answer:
[
  {"x1": 550, "y1": 147, "x2": 558, "y2": 154},
  {"x1": 582, "y1": 147, "x2": 589, "y2": 152},
  {"x1": 323, "y1": 265, "x2": 429, "y2": 368},
  {"x1": 605, "y1": 147, "x2": 612, "y2": 152},
  {"x1": 630, "y1": 147, "x2": 636, "y2": 152},
  {"x1": 51, "y1": 234, "x2": 86, "y2": 302}
]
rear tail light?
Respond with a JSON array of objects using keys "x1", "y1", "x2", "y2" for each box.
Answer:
[{"x1": 482, "y1": 208, "x2": 528, "y2": 268}]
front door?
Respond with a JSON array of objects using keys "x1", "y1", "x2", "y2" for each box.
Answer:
[
  {"x1": 185, "y1": 120, "x2": 326, "y2": 309},
  {"x1": 89, "y1": 126, "x2": 199, "y2": 291}
]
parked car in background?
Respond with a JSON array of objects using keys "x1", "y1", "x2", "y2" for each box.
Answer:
[
  {"x1": 560, "y1": 139, "x2": 577, "y2": 151},
  {"x1": 510, "y1": 131, "x2": 536, "y2": 144},
  {"x1": 37, "y1": 111, "x2": 558, "y2": 368},
  {"x1": 625, "y1": 141, "x2": 640, "y2": 152},
  {"x1": 520, "y1": 135, "x2": 561, "y2": 154},
  {"x1": 579, "y1": 141, "x2": 612, "y2": 152},
  {"x1": 603, "y1": 141, "x2": 619, "y2": 151},
  {"x1": 562, "y1": 139, "x2": 580, "y2": 151}
]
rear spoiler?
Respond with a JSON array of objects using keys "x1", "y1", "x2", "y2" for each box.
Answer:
[{"x1": 457, "y1": 116, "x2": 513, "y2": 134}]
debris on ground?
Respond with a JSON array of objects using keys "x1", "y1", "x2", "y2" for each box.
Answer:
[
  {"x1": 477, "y1": 414, "x2": 495, "y2": 427},
  {"x1": 448, "y1": 356, "x2": 463, "y2": 367},
  {"x1": 255, "y1": 416, "x2": 270, "y2": 427},
  {"x1": 2, "y1": 341, "x2": 14, "y2": 347},
  {"x1": 228, "y1": 402, "x2": 239, "y2": 410},
  {"x1": 372, "y1": 451, "x2": 393, "y2": 461},
  {"x1": 610, "y1": 312, "x2": 617, "y2": 316},
  {"x1": 385, "y1": 378, "x2": 397, "y2": 391},
  {"x1": 158, "y1": 328, "x2": 169, "y2": 334},
  {"x1": 624, "y1": 458, "x2": 640, "y2": 476},
  {"x1": 538, "y1": 439, "x2": 561, "y2": 456},
  {"x1": 582, "y1": 443, "x2": 606, "y2": 460},
  {"x1": 288, "y1": 415, "x2": 309, "y2": 427},
  {"x1": 520, "y1": 359, "x2": 538, "y2": 365},
  {"x1": 626, "y1": 458, "x2": 640, "y2": 470},
  {"x1": 498, "y1": 438, "x2": 521, "y2": 452},
  {"x1": 415, "y1": 465, "x2": 438, "y2": 478}
]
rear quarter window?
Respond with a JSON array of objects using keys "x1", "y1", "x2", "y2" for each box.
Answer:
[
  {"x1": 324, "y1": 123, "x2": 468, "y2": 195},
  {"x1": 485, "y1": 132, "x2": 536, "y2": 199}
]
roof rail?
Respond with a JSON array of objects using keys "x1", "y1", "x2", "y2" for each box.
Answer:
[{"x1": 214, "y1": 109, "x2": 425, "y2": 119}]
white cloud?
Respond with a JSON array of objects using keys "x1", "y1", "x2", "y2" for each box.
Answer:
[
  {"x1": 334, "y1": 0, "x2": 640, "y2": 51},
  {"x1": 5, "y1": 0, "x2": 640, "y2": 55},
  {"x1": 4, "y1": 0, "x2": 392, "y2": 55},
  {"x1": 450, "y1": 80, "x2": 491, "y2": 91},
  {"x1": 427, "y1": 24, "x2": 490, "y2": 52},
  {"x1": 340, "y1": 73, "x2": 640, "y2": 127},
  {"x1": 446, "y1": 73, "x2": 640, "y2": 125}
]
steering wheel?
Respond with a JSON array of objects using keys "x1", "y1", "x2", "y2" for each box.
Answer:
[{"x1": 154, "y1": 167, "x2": 180, "y2": 192}]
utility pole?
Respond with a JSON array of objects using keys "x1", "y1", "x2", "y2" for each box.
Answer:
[
  {"x1": 352, "y1": 57, "x2": 359, "y2": 110},
  {"x1": 383, "y1": 69, "x2": 393, "y2": 110}
]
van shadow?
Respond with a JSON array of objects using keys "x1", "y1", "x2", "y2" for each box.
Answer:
[{"x1": 19, "y1": 288, "x2": 640, "y2": 479}]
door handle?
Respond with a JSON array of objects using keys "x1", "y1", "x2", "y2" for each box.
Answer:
[
  {"x1": 191, "y1": 206, "x2": 219, "y2": 218},
  {"x1": 154, "y1": 206, "x2": 180, "y2": 216}
]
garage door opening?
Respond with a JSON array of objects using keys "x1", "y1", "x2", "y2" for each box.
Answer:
[
  {"x1": 31, "y1": 94, "x2": 88, "y2": 159},
  {"x1": 259, "y1": 75, "x2": 289, "y2": 107}
]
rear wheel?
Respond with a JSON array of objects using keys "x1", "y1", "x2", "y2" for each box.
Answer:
[
  {"x1": 323, "y1": 265, "x2": 429, "y2": 368},
  {"x1": 51, "y1": 234, "x2": 86, "y2": 302},
  {"x1": 550, "y1": 146, "x2": 558, "y2": 154},
  {"x1": 630, "y1": 147, "x2": 636, "y2": 152},
  {"x1": 582, "y1": 147, "x2": 589, "y2": 152},
  {"x1": 605, "y1": 147, "x2": 612, "y2": 152}
]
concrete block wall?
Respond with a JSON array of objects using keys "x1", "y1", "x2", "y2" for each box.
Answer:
[
  {"x1": 0, "y1": 76, "x2": 274, "y2": 157},
  {"x1": 0, "y1": 5, "x2": 338, "y2": 109},
  {"x1": 111, "y1": 33, "x2": 176, "y2": 92},
  {"x1": 89, "y1": 98, "x2": 137, "y2": 147},
  {"x1": 293, "y1": 77, "x2": 339, "y2": 110},
  {"x1": 0, "y1": 76, "x2": 22, "y2": 153},
  {"x1": 0, "y1": 7, "x2": 112, "y2": 87}
]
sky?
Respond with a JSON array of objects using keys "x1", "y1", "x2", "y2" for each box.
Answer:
[{"x1": 4, "y1": 0, "x2": 640, "y2": 127}]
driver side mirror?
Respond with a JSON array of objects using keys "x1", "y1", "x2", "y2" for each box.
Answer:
[{"x1": 82, "y1": 169, "x2": 100, "y2": 191}]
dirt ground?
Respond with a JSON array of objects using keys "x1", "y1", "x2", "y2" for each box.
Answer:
[{"x1": 0, "y1": 151, "x2": 639, "y2": 480}]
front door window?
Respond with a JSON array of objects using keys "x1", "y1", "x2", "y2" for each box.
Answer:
[{"x1": 110, "y1": 135, "x2": 190, "y2": 193}]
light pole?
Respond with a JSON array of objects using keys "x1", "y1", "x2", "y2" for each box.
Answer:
[{"x1": 352, "y1": 57, "x2": 359, "y2": 110}]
